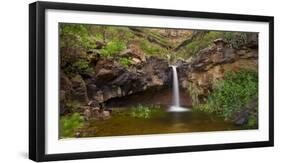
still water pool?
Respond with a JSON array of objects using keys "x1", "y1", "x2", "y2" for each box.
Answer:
[{"x1": 79, "y1": 105, "x2": 247, "y2": 138}]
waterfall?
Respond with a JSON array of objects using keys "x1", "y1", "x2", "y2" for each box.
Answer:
[
  {"x1": 171, "y1": 66, "x2": 180, "y2": 106},
  {"x1": 169, "y1": 66, "x2": 189, "y2": 112}
]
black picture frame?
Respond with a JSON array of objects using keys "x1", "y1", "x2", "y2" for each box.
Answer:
[{"x1": 29, "y1": 1, "x2": 274, "y2": 162}]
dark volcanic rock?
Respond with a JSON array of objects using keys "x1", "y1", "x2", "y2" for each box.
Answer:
[
  {"x1": 179, "y1": 37, "x2": 258, "y2": 101},
  {"x1": 70, "y1": 75, "x2": 89, "y2": 103},
  {"x1": 190, "y1": 37, "x2": 257, "y2": 73},
  {"x1": 76, "y1": 56, "x2": 172, "y2": 105}
]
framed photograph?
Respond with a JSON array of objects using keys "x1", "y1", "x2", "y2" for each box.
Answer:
[{"x1": 29, "y1": 1, "x2": 274, "y2": 162}]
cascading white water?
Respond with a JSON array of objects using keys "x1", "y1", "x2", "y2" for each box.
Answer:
[
  {"x1": 171, "y1": 66, "x2": 180, "y2": 106},
  {"x1": 169, "y1": 66, "x2": 189, "y2": 112}
]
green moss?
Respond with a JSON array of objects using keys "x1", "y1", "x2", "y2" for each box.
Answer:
[
  {"x1": 60, "y1": 24, "x2": 96, "y2": 49},
  {"x1": 100, "y1": 41, "x2": 126, "y2": 58},
  {"x1": 60, "y1": 113, "x2": 85, "y2": 138}
]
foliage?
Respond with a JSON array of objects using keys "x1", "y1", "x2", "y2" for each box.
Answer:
[
  {"x1": 188, "y1": 83, "x2": 203, "y2": 105},
  {"x1": 60, "y1": 113, "x2": 85, "y2": 138},
  {"x1": 60, "y1": 23, "x2": 96, "y2": 49},
  {"x1": 148, "y1": 31, "x2": 169, "y2": 45},
  {"x1": 119, "y1": 57, "x2": 132, "y2": 68},
  {"x1": 64, "y1": 100, "x2": 83, "y2": 113},
  {"x1": 197, "y1": 70, "x2": 258, "y2": 119},
  {"x1": 183, "y1": 32, "x2": 223, "y2": 57},
  {"x1": 63, "y1": 59, "x2": 92, "y2": 75},
  {"x1": 224, "y1": 32, "x2": 247, "y2": 49},
  {"x1": 247, "y1": 114, "x2": 258, "y2": 127},
  {"x1": 180, "y1": 31, "x2": 248, "y2": 58},
  {"x1": 100, "y1": 41, "x2": 126, "y2": 58},
  {"x1": 139, "y1": 39, "x2": 168, "y2": 58},
  {"x1": 92, "y1": 26, "x2": 135, "y2": 42},
  {"x1": 131, "y1": 104, "x2": 162, "y2": 119}
]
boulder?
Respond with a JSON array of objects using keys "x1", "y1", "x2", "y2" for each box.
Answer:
[
  {"x1": 118, "y1": 48, "x2": 146, "y2": 62},
  {"x1": 213, "y1": 38, "x2": 227, "y2": 48},
  {"x1": 95, "y1": 40, "x2": 105, "y2": 49},
  {"x1": 70, "y1": 75, "x2": 89, "y2": 103},
  {"x1": 96, "y1": 68, "x2": 116, "y2": 81},
  {"x1": 245, "y1": 33, "x2": 258, "y2": 48}
]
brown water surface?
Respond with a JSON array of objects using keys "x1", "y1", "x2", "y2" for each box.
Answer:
[{"x1": 79, "y1": 89, "x2": 248, "y2": 138}]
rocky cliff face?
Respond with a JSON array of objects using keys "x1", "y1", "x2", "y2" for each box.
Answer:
[
  {"x1": 178, "y1": 35, "x2": 258, "y2": 100},
  {"x1": 176, "y1": 34, "x2": 258, "y2": 125},
  {"x1": 60, "y1": 54, "x2": 172, "y2": 115}
]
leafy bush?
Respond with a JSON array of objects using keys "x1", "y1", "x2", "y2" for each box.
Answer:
[
  {"x1": 197, "y1": 70, "x2": 258, "y2": 119},
  {"x1": 60, "y1": 23, "x2": 96, "y2": 49},
  {"x1": 119, "y1": 57, "x2": 132, "y2": 68},
  {"x1": 60, "y1": 113, "x2": 85, "y2": 138},
  {"x1": 188, "y1": 83, "x2": 203, "y2": 105},
  {"x1": 63, "y1": 59, "x2": 92, "y2": 75},
  {"x1": 131, "y1": 104, "x2": 162, "y2": 119},
  {"x1": 247, "y1": 115, "x2": 258, "y2": 127},
  {"x1": 224, "y1": 32, "x2": 247, "y2": 49},
  {"x1": 100, "y1": 41, "x2": 126, "y2": 58}
]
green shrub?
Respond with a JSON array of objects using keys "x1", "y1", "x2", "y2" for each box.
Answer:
[
  {"x1": 100, "y1": 41, "x2": 126, "y2": 58},
  {"x1": 247, "y1": 115, "x2": 258, "y2": 127},
  {"x1": 188, "y1": 83, "x2": 203, "y2": 105},
  {"x1": 63, "y1": 58, "x2": 92, "y2": 75},
  {"x1": 60, "y1": 113, "x2": 85, "y2": 138},
  {"x1": 197, "y1": 70, "x2": 258, "y2": 119},
  {"x1": 119, "y1": 57, "x2": 132, "y2": 68},
  {"x1": 60, "y1": 23, "x2": 96, "y2": 49},
  {"x1": 131, "y1": 104, "x2": 162, "y2": 119},
  {"x1": 224, "y1": 32, "x2": 247, "y2": 49}
]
